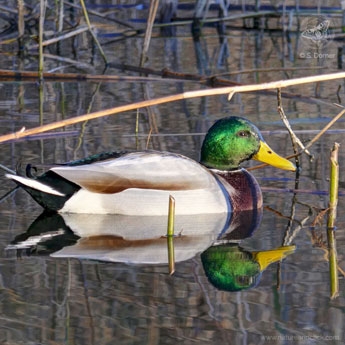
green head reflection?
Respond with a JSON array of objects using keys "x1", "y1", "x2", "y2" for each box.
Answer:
[{"x1": 201, "y1": 244, "x2": 295, "y2": 292}]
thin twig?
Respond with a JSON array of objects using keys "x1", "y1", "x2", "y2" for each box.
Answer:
[
  {"x1": 73, "y1": 82, "x2": 103, "y2": 154},
  {"x1": 140, "y1": 0, "x2": 159, "y2": 67},
  {"x1": 0, "y1": 164, "x2": 16, "y2": 174},
  {"x1": 0, "y1": 186, "x2": 19, "y2": 205},
  {"x1": 277, "y1": 88, "x2": 313, "y2": 159},
  {"x1": 29, "y1": 26, "x2": 91, "y2": 49},
  {"x1": 79, "y1": 0, "x2": 107, "y2": 64},
  {"x1": 42, "y1": 53, "x2": 94, "y2": 70},
  {"x1": 251, "y1": 107, "x2": 345, "y2": 170},
  {"x1": 304, "y1": 108, "x2": 345, "y2": 152},
  {"x1": 212, "y1": 66, "x2": 328, "y2": 77},
  {"x1": 63, "y1": 0, "x2": 135, "y2": 29},
  {"x1": 0, "y1": 68, "x2": 181, "y2": 83},
  {"x1": 283, "y1": 213, "x2": 312, "y2": 246},
  {"x1": 145, "y1": 128, "x2": 153, "y2": 150}
]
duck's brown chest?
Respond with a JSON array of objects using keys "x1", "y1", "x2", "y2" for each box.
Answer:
[{"x1": 215, "y1": 169, "x2": 263, "y2": 212}]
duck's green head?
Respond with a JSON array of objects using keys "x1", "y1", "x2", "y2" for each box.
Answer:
[{"x1": 200, "y1": 116, "x2": 296, "y2": 171}]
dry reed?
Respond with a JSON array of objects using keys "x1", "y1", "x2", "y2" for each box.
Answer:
[{"x1": 0, "y1": 72, "x2": 345, "y2": 144}]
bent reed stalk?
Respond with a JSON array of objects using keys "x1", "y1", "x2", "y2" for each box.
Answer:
[{"x1": 0, "y1": 72, "x2": 345, "y2": 144}]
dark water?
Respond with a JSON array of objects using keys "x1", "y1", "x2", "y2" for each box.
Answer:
[{"x1": 0, "y1": 1, "x2": 345, "y2": 344}]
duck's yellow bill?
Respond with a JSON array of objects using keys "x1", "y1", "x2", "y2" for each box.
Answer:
[
  {"x1": 252, "y1": 245, "x2": 296, "y2": 271},
  {"x1": 253, "y1": 141, "x2": 296, "y2": 171}
]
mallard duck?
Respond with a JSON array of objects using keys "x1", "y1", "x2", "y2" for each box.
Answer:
[{"x1": 6, "y1": 116, "x2": 295, "y2": 215}]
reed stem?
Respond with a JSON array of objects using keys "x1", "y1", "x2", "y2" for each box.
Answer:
[
  {"x1": 17, "y1": 0, "x2": 24, "y2": 54},
  {"x1": 167, "y1": 195, "x2": 176, "y2": 275},
  {"x1": 167, "y1": 195, "x2": 175, "y2": 237},
  {"x1": 139, "y1": 0, "x2": 159, "y2": 67},
  {"x1": 328, "y1": 143, "x2": 340, "y2": 221},
  {"x1": 38, "y1": 0, "x2": 47, "y2": 78},
  {"x1": 327, "y1": 142, "x2": 340, "y2": 299},
  {"x1": 327, "y1": 228, "x2": 339, "y2": 299}
]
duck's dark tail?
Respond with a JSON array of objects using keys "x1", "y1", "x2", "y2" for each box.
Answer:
[{"x1": 6, "y1": 171, "x2": 80, "y2": 211}]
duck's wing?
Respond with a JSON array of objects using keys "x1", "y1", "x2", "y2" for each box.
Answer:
[{"x1": 51, "y1": 151, "x2": 216, "y2": 194}]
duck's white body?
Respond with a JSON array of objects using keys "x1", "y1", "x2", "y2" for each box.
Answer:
[
  {"x1": 60, "y1": 185, "x2": 229, "y2": 215},
  {"x1": 7, "y1": 152, "x2": 233, "y2": 216},
  {"x1": 56, "y1": 152, "x2": 232, "y2": 215}
]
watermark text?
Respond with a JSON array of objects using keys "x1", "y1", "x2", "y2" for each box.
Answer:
[{"x1": 262, "y1": 334, "x2": 340, "y2": 342}]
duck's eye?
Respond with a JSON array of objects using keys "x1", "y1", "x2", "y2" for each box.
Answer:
[
  {"x1": 237, "y1": 275, "x2": 253, "y2": 285},
  {"x1": 237, "y1": 130, "x2": 251, "y2": 138}
]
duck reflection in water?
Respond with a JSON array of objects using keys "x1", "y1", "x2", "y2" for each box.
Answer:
[
  {"x1": 8, "y1": 207, "x2": 294, "y2": 292},
  {"x1": 200, "y1": 207, "x2": 295, "y2": 292},
  {"x1": 201, "y1": 244, "x2": 294, "y2": 292}
]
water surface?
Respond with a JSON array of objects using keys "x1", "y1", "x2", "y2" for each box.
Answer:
[{"x1": 0, "y1": 2, "x2": 345, "y2": 344}]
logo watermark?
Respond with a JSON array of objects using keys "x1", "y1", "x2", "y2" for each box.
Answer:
[{"x1": 299, "y1": 16, "x2": 335, "y2": 59}]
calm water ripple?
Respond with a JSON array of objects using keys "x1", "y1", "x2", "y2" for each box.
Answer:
[{"x1": 0, "y1": 1, "x2": 344, "y2": 344}]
